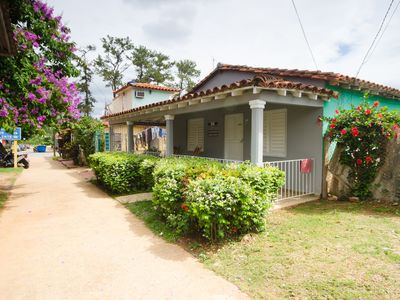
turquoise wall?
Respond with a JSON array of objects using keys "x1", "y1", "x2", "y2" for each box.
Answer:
[
  {"x1": 132, "y1": 89, "x2": 174, "y2": 108},
  {"x1": 323, "y1": 85, "x2": 400, "y2": 157},
  {"x1": 323, "y1": 85, "x2": 400, "y2": 132}
]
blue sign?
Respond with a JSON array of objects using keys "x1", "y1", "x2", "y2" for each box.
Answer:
[{"x1": 0, "y1": 127, "x2": 21, "y2": 141}]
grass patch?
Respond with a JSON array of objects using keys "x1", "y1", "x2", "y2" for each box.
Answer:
[
  {"x1": 0, "y1": 168, "x2": 22, "y2": 209},
  {"x1": 125, "y1": 201, "x2": 182, "y2": 243},
  {"x1": 0, "y1": 167, "x2": 23, "y2": 173},
  {"x1": 202, "y1": 200, "x2": 400, "y2": 299},
  {"x1": 126, "y1": 198, "x2": 400, "y2": 298}
]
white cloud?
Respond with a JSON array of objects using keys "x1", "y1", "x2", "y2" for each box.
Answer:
[{"x1": 46, "y1": 0, "x2": 400, "y2": 118}]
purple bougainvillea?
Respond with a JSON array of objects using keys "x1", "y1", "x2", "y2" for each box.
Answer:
[{"x1": 0, "y1": 0, "x2": 81, "y2": 136}]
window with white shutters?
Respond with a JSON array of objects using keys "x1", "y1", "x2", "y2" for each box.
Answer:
[
  {"x1": 187, "y1": 118, "x2": 204, "y2": 151},
  {"x1": 263, "y1": 109, "x2": 287, "y2": 157}
]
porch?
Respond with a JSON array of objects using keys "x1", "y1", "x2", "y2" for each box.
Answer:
[{"x1": 105, "y1": 75, "x2": 337, "y2": 199}]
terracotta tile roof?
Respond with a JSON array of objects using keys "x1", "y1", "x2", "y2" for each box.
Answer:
[
  {"x1": 101, "y1": 75, "x2": 337, "y2": 119},
  {"x1": 113, "y1": 82, "x2": 180, "y2": 95},
  {"x1": 191, "y1": 64, "x2": 400, "y2": 99}
]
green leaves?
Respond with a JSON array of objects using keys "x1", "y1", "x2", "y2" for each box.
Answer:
[
  {"x1": 152, "y1": 157, "x2": 285, "y2": 242},
  {"x1": 88, "y1": 152, "x2": 159, "y2": 194},
  {"x1": 323, "y1": 96, "x2": 400, "y2": 200}
]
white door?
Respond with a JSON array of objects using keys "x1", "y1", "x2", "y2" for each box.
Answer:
[{"x1": 224, "y1": 113, "x2": 244, "y2": 161}]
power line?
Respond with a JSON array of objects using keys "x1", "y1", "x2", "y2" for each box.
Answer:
[
  {"x1": 355, "y1": 0, "x2": 396, "y2": 78},
  {"x1": 291, "y1": 0, "x2": 319, "y2": 70},
  {"x1": 365, "y1": 0, "x2": 400, "y2": 64}
]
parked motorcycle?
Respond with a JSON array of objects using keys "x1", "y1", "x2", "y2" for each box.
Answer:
[{"x1": 0, "y1": 143, "x2": 29, "y2": 169}]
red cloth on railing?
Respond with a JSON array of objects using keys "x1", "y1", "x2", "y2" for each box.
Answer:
[{"x1": 300, "y1": 159, "x2": 312, "y2": 174}]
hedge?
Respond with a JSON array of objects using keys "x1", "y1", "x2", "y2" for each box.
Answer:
[
  {"x1": 88, "y1": 152, "x2": 159, "y2": 194},
  {"x1": 88, "y1": 153, "x2": 285, "y2": 241},
  {"x1": 152, "y1": 157, "x2": 285, "y2": 241}
]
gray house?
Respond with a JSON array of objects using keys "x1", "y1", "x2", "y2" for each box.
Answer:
[{"x1": 102, "y1": 64, "x2": 342, "y2": 200}]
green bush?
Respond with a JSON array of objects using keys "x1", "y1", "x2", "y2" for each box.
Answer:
[
  {"x1": 152, "y1": 157, "x2": 285, "y2": 241},
  {"x1": 88, "y1": 152, "x2": 159, "y2": 194}
]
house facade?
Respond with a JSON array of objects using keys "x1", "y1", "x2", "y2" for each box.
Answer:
[
  {"x1": 101, "y1": 64, "x2": 400, "y2": 199},
  {"x1": 104, "y1": 82, "x2": 179, "y2": 151}
]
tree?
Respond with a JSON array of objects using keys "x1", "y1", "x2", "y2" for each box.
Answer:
[
  {"x1": 175, "y1": 59, "x2": 201, "y2": 91},
  {"x1": 130, "y1": 45, "x2": 155, "y2": 83},
  {"x1": 94, "y1": 36, "x2": 134, "y2": 91},
  {"x1": 0, "y1": 0, "x2": 81, "y2": 137},
  {"x1": 77, "y1": 45, "x2": 96, "y2": 116},
  {"x1": 147, "y1": 52, "x2": 174, "y2": 84}
]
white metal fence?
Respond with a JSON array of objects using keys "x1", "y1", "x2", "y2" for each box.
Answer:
[
  {"x1": 136, "y1": 153, "x2": 316, "y2": 201},
  {"x1": 263, "y1": 158, "x2": 315, "y2": 200}
]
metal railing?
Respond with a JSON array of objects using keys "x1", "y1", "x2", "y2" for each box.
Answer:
[
  {"x1": 264, "y1": 158, "x2": 315, "y2": 200},
  {"x1": 172, "y1": 154, "x2": 241, "y2": 164},
  {"x1": 135, "y1": 152, "x2": 316, "y2": 201}
]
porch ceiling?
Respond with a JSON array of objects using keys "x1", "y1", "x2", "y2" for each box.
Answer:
[{"x1": 105, "y1": 75, "x2": 335, "y2": 124}]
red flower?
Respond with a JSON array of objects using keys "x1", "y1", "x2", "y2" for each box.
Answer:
[
  {"x1": 335, "y1": 109, "x2": 340, "y2": 114},
  {"x1": 332, "y1": 118, "x2": 337, "y2": 123},
  {"x1": 378, "y1": 113, "x2": 383, "y2": 118},
  {"x1": 365, "y1": 156, "x2": 373, "y2": 164},
  {"x1": 357, "y1": 106, "x2": 362, "y2": 111},
  {"x1": 351, "y1": 127, "x2": 359, "y2": 137},
  {"x1": 341, "y1": 129, "x2": 347, "y2": 135},
  {"x1": 330, "y1": 123, "x2": 336, "y2": 129},
  {"x1": 356, "y1": 159, "x2": 363, "y2": 166},
  {"x1": 181, "y1": 203, "x2": 189, "y2": 212},
  {"x1": 373, "y1": 101, "x2": 379, "y2": 107},
  {"x1": 365, "y1": 109, "x2": 371, "y2": 115}
]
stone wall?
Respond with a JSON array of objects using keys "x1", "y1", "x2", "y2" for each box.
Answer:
[{"x1": 327, "y1": 130, "x2": 400, "y2": 201}]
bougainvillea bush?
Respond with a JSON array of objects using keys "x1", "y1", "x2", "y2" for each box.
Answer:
[
  {"x1": 0, "y1": 0, "x2": 80, "y2": 137},
  {"x1": 324, "y1": 96, "x2": 400, "y2": 200}
]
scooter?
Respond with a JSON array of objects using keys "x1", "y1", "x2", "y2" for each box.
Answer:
[{"x1": 0, "y1": 143, "x2": 29, "y2": 169}]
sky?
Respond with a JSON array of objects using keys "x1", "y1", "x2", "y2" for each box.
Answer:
[{"x1": 46, "y1": 0, "x2": 400, "y2": 118}]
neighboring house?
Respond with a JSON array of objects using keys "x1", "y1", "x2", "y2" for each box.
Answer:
[
  {"x1": 101, "y1": 64, "x2": 400, "y2": 200},
  {"x1": 104, "y1": 81, "x2": 179, "y2": 151}
]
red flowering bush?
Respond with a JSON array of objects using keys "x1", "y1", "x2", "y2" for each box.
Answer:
[{"x1": 324, "y1": 96, "x2": 400, "y2": 200}]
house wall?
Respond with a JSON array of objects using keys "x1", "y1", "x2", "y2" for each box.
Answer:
[
  {"x1": 323, "y1": 86, "x2": 400, "y2": 158},
  {"x1": 173, "y1": 103, "x2": 323, "y2": 193},
  {"x1": 132, "y1": 89, "x2": 174, "y2": 108},
  {"x1": 110, "y1": 88, "x2": 175, "y2": 114},
  {"x1": 109, "y1": 90, "x2": 134, "y2": 114},
  {"x1": 195, "y1": 70, "x2": 325, "y2": 92},
  {"x1": 323, "y1": 85, "x2": 400, "y2": 131},
  {"x1": 109, "y1": 124, "x2": 148, "y2": 151}
]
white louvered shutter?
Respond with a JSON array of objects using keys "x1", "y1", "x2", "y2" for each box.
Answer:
[
  {"x1": 263, "y1": 109, "x2": 287, "y2": 157},
  {"x1": 187, "y1": 118, "x2": 204, "y2": 151}
]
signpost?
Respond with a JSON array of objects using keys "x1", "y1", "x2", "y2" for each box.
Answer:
[{"x1": 0, "y1": 127, "x2": 22, "y2": 168}]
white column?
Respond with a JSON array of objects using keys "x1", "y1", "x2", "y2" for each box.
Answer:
[
  {"x1": 126, "y1": 121, "x2": 133, "y2": 153},
  {"x1": 249, "y1": 100, "x2": 266, "y2": 166},
  {"x1": 165, "y1": 115, "x2": 175, "y2": 157}
]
